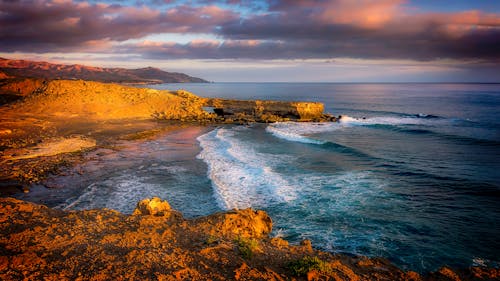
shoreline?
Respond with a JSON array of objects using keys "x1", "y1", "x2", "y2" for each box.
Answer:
[
  {"x1": 14, "y1": 123, "x2": 216, "y2": 214},
  {"x1": 1, "y1": 78, "x2": 498, "y2": 279}
]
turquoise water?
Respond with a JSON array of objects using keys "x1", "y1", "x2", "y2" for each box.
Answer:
[{"x1": 20, "y1": 83, "x2": 500, "y2": 272}]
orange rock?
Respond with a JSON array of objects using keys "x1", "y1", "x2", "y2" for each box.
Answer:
[
  {"x1": 469, "y1": 267, "x2": 500, "y2": 280},
  {"x1": 270, "y1": 237, "x2": 289, "y2": 248},
  {"x1": 133, "y1": 197, "x2": 171, "y2": 216},
  {"x1": 193, "y1": 208, "x2": 273, "y2": 239},
  {"x1": 434, "y1": 267, "x2": 462, "y2": 281}
]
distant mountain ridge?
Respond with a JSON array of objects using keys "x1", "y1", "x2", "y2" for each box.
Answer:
[{"x1": 0, "y1": 57, "x2": 208, "y2": 84}]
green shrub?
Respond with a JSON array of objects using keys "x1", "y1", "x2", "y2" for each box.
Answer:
[
  {"x1": 205, "y1": 235, "x2": 219, "y2": 245},
  {"x1": 235, "y1": 237, "x2": 259, "y2": 259},
  {"x1": 287, "y1": 256, "x2": 332, "y2": 276}
]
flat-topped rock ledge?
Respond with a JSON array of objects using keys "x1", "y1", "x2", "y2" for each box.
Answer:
[
  {"x1": 205, "y1": 98, "x2": 331, "y2": 123},
  {"x1": 1, "y1": 197, "x2": 498, "y2": 280}
]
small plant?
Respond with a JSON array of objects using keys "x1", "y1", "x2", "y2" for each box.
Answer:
[
  {"x1": 287, "y1": 256, "x2": 332, "y2": 276},
  {"x1": 235, "y1": 237, "x2": 259, "y2": 259},
  {"x1": 205, "y1": 235, "x2": 219, "y2": 245}
]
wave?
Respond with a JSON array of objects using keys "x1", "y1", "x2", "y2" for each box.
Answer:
[
  {"x1": 57, "y1": 173, "x2": 163, "y2": 213},
  {"x1": 265, "y1": 122, "x2": 338, "y2": 144},
  {"x1": 266, "y1": 115, "x2": 444, "y2": 143},
  {"x1": 338, "y1": 115, "x2": 445, "y2": 126},
  {"x1": 197, "y1": 128, "x2": 298, "y2": 210},
  {"x1": 267, "y1": 116, "x2": 499, "y2": 147}
]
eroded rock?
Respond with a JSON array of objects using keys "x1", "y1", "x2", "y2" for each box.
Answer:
[
  {"x1": 133, "y1": 197, "x2": 171, "y2": 216},
  {"x1": 193, "y1": 208, "x2": 273, "y2": 239}
]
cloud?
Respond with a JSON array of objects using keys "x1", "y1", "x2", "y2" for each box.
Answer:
[
  {"x1": 0, "y1": 0, "x2": 238, "y2": 52},
  {"x1": 216, "y1": 0, "x2": 500, "y2": 61},
  {"x1": 1, "y1": 0, "x2": 499, "y2": 62}
]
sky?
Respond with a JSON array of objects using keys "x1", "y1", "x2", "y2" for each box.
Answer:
[{"x1": 1, "y1": 0, "x2": 499, "y2": 82}]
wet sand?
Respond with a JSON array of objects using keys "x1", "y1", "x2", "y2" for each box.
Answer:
[{"x1": 11, "y1": 123, "x2": 215, "y2": 214}]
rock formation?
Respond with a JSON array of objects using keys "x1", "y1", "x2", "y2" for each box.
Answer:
[
  {"x1": 133, "y1": 197, "x2": 172, "y2": 216},
  {"x1": 206, "y1": 99, "x2": 326, "y2": 122},
  {"x1": 0, "y1": 197, "x2": 497, "y2": 281}
]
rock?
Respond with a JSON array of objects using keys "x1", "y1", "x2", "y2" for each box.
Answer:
[
  {"x1": 194, "y1": 209, "x2": 273, "y2": 239},
  {"x1": 469, "y1": 267, "x2": 500, "y2": 280},
  {"x1": 0, "y1": 129, "x2": 12, "y2": 135},
  {"x1": 205, "y1": 98, "x2": 325, "y2": 121},
  {"x1": 300, "y1": 239, "x2": 313, "y2": 252},
  {"x1": 430, "y1": 267, "x2": 462, "y2": 281},
  {"x1": 133, "y1": 197, "x2": 171, "y2": 216},
  {"x1": 270, "y1": 237, "x2": 289, "y2": 248}
]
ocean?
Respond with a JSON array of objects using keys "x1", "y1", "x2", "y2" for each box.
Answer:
[{"x1": 21, "y1": 83, "x2": 500, "y2": 272}]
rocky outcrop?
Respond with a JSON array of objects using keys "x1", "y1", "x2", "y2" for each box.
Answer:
[
  {"x1": 192, "y1": 209, "x2": 273, "y2": 239},
  {"x1": 133, "y1": 197, "x2": 172, "y2": 216},
  {"x1": 0, "y1": 197, "x2": 497, "y2": 281},
  {"x1": 0, "y1": 57, "x2": 208, "y2": 84},
  {"x1": 206, "y1": 98, "x2": 325, "y2": 121}
]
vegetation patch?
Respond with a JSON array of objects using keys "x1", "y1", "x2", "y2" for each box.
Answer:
[
  {"x1": 287, "y1": 256, "x2": 332, "y2": 276},
  {"x1": 235, "y1": 237, "x2": 259, "y2": 259}
]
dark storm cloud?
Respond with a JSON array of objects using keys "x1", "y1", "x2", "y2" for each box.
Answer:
[{"x1": 1, "y1": 0, "x2": 499, "y2": 61}]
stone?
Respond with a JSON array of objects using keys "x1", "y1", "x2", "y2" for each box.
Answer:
[
  {"x1": 133, "y1": 197, "x2": 171, "y2": 216},
  {"x1": 194, "y1": 208, "x2": 273, "y2": 239}
]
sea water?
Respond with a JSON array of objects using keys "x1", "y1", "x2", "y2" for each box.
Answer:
[
  {"x1": 21, "y1": 83, "x2": 500, "y2": 272},
  {"x1": 155, "y1": 83, "x2": 500, "y2": 272}
]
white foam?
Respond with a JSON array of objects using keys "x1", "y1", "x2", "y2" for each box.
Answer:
[
  {"x1": 339, "y1": 115, "x2": 439, "y2": 126},
  {"x1": 267, "y1": 116, "x2": 446, "y2": 145},
  {"x1": 197, "y1": 128, "x2": 297, "y2": 210},
  {"x1": 266, "y1": 122, "x2": 340, "y2": 144},
  {"x1": 197, "y1": 126, "x2": 391, "y2": 212},
  {"x1": 59, "y1": 173, "x2": 163, "y2": 213}
]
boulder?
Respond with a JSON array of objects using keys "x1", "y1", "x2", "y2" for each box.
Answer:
[
  {"x1": 193, "y1": 208, "x2": 273, "y2": 239},
  {"x1": 133, "y1": 197, "x2": 171, "y2": 216}
]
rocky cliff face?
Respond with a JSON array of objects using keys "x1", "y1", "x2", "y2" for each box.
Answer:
[
  {"x1": 0, "y1": 57, "x2": 208, "y2": 84},
  {"x1": 0, "y1": 197, "x2": 497, "y2": 281},
  {"x1": 206, "y1": 98, "x2": 326, "y2": 122}
]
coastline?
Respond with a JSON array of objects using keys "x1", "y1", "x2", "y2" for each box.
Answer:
[
  {"x1": 1, "y1": 196, "x2": 498, "y2": 280},
  {"x1": 0, "y1": 78, "x2": 498, "y2": 280}
]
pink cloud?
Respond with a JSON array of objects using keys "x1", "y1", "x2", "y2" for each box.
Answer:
[{"x1": 317, "y1": 0, "x2": 404, "y2": 28}]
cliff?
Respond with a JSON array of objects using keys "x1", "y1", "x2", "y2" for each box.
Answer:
[
  {"x1": 206, "y1": 99, "x2": 326, "y2": 122},
  {"x1": 0, "y1": 57, "x2": 208, "y2": 84},
  {"x1": 1, "y1": 197, "x2": 497, "y2": 280}
]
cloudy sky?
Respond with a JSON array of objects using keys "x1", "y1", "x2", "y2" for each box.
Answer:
[{"x1": 1, "y1": 0, "x2": 499, "y2": 82}]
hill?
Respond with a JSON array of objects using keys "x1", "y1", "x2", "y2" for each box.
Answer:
[{"x1": 0, "y1": 57, "x2": 208, "y2": 84}]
